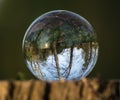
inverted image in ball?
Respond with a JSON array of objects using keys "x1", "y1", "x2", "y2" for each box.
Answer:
[{"x1": 22, "y1": 10, "x2": 99, "y2": 81}]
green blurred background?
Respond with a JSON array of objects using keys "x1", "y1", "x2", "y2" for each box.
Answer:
[{"x1": 0, "y1": 0, "x2": 120, "y2": 79}]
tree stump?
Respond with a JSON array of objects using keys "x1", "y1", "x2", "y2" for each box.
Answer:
[{"x1": 0, "y1": 78, "x2": 119, "y2": 100}]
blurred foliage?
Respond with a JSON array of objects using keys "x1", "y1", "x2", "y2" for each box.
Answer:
[{"x1": 16, "y1": 72, "x2": 26, "y2": 80}]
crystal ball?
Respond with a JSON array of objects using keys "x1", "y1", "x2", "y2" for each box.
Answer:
[{"x1": 22, "y1": 10, "x2": 99, "y2": 81}]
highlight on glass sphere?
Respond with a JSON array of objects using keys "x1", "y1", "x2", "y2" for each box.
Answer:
[{"x1": 22, "y1": 10, "x2": 99, "y2": 81}]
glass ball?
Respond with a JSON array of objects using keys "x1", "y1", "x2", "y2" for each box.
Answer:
[{"x1": 22, "y1": 10, "x2": 99, "y2": 81}]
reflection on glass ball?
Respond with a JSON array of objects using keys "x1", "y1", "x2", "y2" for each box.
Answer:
[{"x1": 22, "y1": 10, "x2": 99, "y2": 81}]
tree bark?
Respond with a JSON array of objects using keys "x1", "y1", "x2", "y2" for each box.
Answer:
[
  {"x1": 66, "y1": 46, "x2": 73, "y2": 78},
  {"x1": 53, "y1": 41, "x2": 61, "y2": 79},
  {"x1": 0, "y1": 78, "x2": 119, "y2": 100}
]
